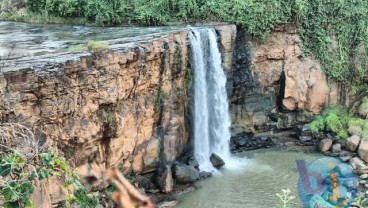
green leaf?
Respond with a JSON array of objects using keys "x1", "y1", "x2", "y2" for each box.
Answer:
[
  {"x1": 40, "y1": 153, "x2": 52, "y2": 166},
  {"x1": 3, "y1": 201, "x2": 19, "y2": 208}
]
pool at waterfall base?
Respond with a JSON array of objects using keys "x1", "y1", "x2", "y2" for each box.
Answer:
[{"x1": 174, "y1": 150, "x2": 357, "y2": 208}]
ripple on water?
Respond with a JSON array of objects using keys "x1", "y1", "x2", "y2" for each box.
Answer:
[{"x1": 176, "y1": 150, "x2": 319, "y2": 208}]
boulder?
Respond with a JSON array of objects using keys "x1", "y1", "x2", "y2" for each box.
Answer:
[
  {"x1": 358, "y1": 137, "x2": 368, "y2": 162},
  {"x1": 199, "y1": 171, "x2": 212, "y2": 179},
  {"x1": 210, "y1": 153, "x2": 225, "y2": 168},
  {"x1": 318, "y1": 139, "x2": 333, "y2": 152},
  {"x1": 346, "y1": 135, "x2": 361, "y2": 152},
  {"x1": 188, "y1": 157, "x2": 199, "y2": 169},
  {"x1": 349, "y1": 157, "x2": 367, "y2": 171},
  {"x1": 155, "y1": 165, "x2": 173, "y2": 193},
  {"x1": 332, "y1": 143, "x2": 341, "y2": 153},
  {"x1": 173, "y1": 163, "x2": 199, "y2": 184}
]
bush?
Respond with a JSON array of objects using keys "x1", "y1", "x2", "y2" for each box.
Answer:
[
  {"x1": 0, "y1": 124, "x2": 97, "y2": 208},
  {"x1": 309, "y1": 116, "x2": 325, "y2": 133},
  {"x1": 309, "y1": 106, "x2": 368, "y2": 139},
  {"x1": 24, "y1": 0, "x2": 46, "y2": 12}
]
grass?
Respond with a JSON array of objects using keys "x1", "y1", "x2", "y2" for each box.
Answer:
[{"x1": 68, "y1": 41, "x2": 109, "y2": 53}]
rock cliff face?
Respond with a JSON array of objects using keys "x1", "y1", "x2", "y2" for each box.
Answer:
[
  {"x1": 0, "y1": 25, "x2": 236, "y2": 180},
  {"x1": 229, "y1": 24, "x2": 339, "y2": 136}
]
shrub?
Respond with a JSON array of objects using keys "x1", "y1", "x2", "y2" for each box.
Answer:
[
  {"x1": 0, "y1": 124, "x2": 97, "y2": 208},
  {"x1": 325, "y1": 113, "x2": 343, "y2": 134},
  {"x1": 24, "y1": 0, "x2": 46, "y2": 13},
  {"x1": 308, "y1": 116, "x2": 325, "y2": 133}
]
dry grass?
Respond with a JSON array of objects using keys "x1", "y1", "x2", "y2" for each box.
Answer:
[{"x1": 0, "y1": 123, "x2": 39, "y2": 159}]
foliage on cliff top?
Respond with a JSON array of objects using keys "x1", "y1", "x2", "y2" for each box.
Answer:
[{"x1": 2, "y1": 0, "x2": 367, "y2": 89}]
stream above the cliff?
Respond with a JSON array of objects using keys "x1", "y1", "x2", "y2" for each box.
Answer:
[
  {"x1": 175, "y1": 150, "x2": 320, "y2": 208},
  {"x1": 0, "y1": 21, "x2": 183, "y2": 59}
]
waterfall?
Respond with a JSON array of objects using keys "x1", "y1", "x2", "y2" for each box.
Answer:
[{"x1": 189, "y1": 28, "x2": 232, "y2": 172}]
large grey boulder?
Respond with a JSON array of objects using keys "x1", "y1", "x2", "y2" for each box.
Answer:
[
  {"x1": 173, "y1": 163, "x2": 199, "y2": 184},
  {"x1": 346, "y1": 135, "x2": 361, "y2": 152},
  {"x1": 358, "y1": 137, "x2": 368, "y2": 162},
  {"x1": 210, "y1": 153, "x2": 225, "y2": 168},
  {"x1": 318, "y1": 139, "x2": 333, "y2": 152}
]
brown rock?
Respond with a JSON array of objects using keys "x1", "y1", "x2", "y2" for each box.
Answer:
[
  {"x1": 358, "y1": 137, "x2": 368, "y2": 162},
  {"x1": 318, "y1": 139, "x2": 333, "y2": 152},
  {"x1": 349, "y1": 157, "x2": 367, "y2": 171},
  {"x1": 346, "y1": 135, "x2": 361, "y2": 152}
]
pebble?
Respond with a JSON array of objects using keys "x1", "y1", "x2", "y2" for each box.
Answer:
[
  {"x1": 361, "y1": 174, "x2": 368, "y2": 179},
  {"x1": 360, "y1": 180, "x2": 366, "y2": 184},
  {"x1": 365, "y1": 184, "x2": 368, "y2": 188}
]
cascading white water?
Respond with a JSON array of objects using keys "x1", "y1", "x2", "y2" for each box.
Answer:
[{"x1": 189, "y1": 28, "x2": 232, "y2": 172}]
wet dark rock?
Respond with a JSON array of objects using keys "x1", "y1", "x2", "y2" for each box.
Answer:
[
  {"x1": 133, "y1": 175, "x2": 156, "y2": 191},
  {"x1": 187, "y1": 157, "x2": 199, "y2": 169},
  {"x1": 238, "y1": 138, "x2": 246, "y2": 146},
  {"x1": 297, "y1": 125, "x2": 312, "y2": 137},
  {"x1": 324, "y1": 152, "x2": 339, "y2": 157},
  {"x1": 340, "y1": 150, "x2": 357, "y2": 157},
  {"x1": 154, "y1": 165, "x2": 173, "y2": 193},
  {"x1": 210, "y1": 153, "x2": 225, "y2": 168},
  {"x1": 173, "y1": 163, "x2": 199, "y2": 184},
  {"x1": 230, "y1": 134, "x2": 275, "y2": 152},
  {"x1": 199, "y1": 171, "x2": 212, "y2": 179},
  {"x1": 299, "y1": 136, "x2": 312, "y2": 142},
  {"x1": 261, "y1": 136, "x2": 270, "y2": 141}
]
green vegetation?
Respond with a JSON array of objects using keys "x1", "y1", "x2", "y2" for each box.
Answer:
[
  {"x1": 12, "y1": 0, "x2": 366, "y2": 90},
  {"x1": 68, "y1": 41, "x2": 109, "y2": 53},
  {"x1": 0, "y1": 150, "x2": 98, "y2": 208},
  {"x1": 309, "y1": 106, "x2": 350, "y2": 139},
  {"x1": 309, "y1": 106, "x2": 368, "y2": 139},
  {"x1": 0, "y1": 124, "x2": 97, "y2": 208}
]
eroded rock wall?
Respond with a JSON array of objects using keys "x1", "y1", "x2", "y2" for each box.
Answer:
[
  {"x1": 229, "y1": 24, "x2": 338, "y2": 136},
  {"x1": 0, "y1": 31, "x2": 193, "y2": 178},
  {"x1": 0, "y1": 25, "x2": 236, "y2": 182}
]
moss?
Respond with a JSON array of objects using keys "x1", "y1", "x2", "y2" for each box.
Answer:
[
  {"x1": 185, "y1": 68, "x2": 192, "y2": 91},
  {"x1": 87, "y1": 41, "x2": 109, "y2": 52},
  {"x1": 68, "y1": 41, "x2": 109, "y2": 53},
  {"x1": 68, "y1": 44, "x2": 88, "y2": 52}
]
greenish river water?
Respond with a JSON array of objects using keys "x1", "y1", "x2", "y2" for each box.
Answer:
[{"x1": 176, "y1": 150, "x2": 319, "y2": 208}]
